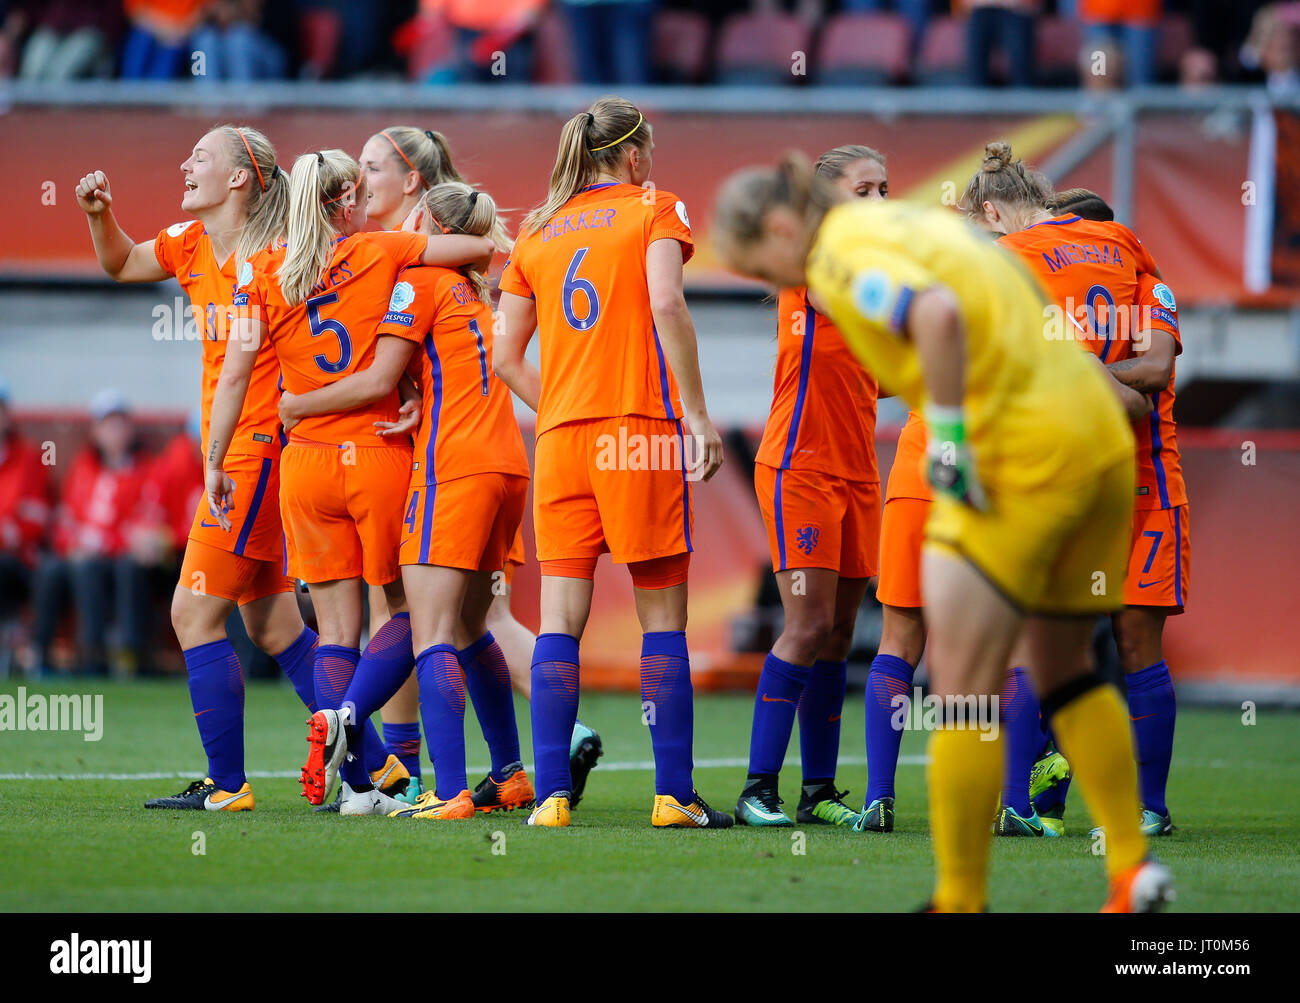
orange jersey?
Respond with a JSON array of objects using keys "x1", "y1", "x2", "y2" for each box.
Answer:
[
  {"x1": 1117, "y1": 273, "x2": 1186, "y2": 510},
  {"x1": 999, "y1": 214, "x2": 1159, "y2": 363},
  {"x1": 237, "y1": 230, "x2": 427, "y2": 447},
  {"x1": 376, "y1": 265, "x2": 530, "y2": 485},
  {"x1": 755, "y1": 287, "x2": 879, "y2": 482},
  {"x1": 154, "y1": 220, "x2": 282, "y2": 459},
  {"x1": 884, "y1": 410, "x2": 931, "y2": 502},
  {"x1": 498, "y1": 181, "x2": 694, "y2": 436}
]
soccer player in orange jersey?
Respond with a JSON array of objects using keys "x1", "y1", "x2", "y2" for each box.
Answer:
[
  {"x1": 495, "y1": 96, "x2": 730, "y2": 828},
  {"x1": 277, "y1": 182, "x2": 536, "y2": 820},
  {"x1": 209, "y1": 149, "x2": 495, "y2": 816},
  {"x1": 736, "y1": 145, "x2": 887, "y2": 830},
  {"x1": 1035, "y1": 188, "x2": 1187, "y2": 838},
  {"x1": 962, "y1": 147, "x2": 1170, "y2": 838},
  {"x1": 74, "y1": 127, "x2": 392, "y2": 812},
  {"x1": 353, "y1": 124, "x2": 467, "y2": 805}
]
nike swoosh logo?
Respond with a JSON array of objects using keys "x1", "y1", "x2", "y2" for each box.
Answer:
[
  {"x1": 828, "y1": 714, "x2": 841, "y2": 723},
  {"x1": 189, "y1": 271, "x2": 203, "y2": 278},
  {"x1": 205, "y1": 790, "x2": 248, "y2": 809},
  {"x1": 761, "y1": 693, "x2": 795, "y2": 704},
  {"x1": 668, "y1": 801, "x2": 709, "y2": 826},
  {"x1": 1130, "y1": 713, "x2": 1157, "y2": 721},
  {"x1": 199, "y1": 519, "x2": 221, "y2": 528},
  {"x1": 1137, "y1": 579, "x2": 1165, "y2": 588},
  {"x1": 194, "y1": 709, "x2": 212, "y2": 717}
]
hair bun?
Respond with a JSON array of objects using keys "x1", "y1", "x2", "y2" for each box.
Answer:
[{"x1": 982, "y1": 141, "x2": 1013, "y2": 172}]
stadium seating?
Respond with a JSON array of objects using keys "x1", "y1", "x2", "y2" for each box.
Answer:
[
  {"x1": 815, "y1": 13, "x2": 912, "y2": 86},
  {"x1": 716, "y1": 12, "x2": 813, "y2": 86},
  {"x1": 652, "y1": 10, "x2": 713, "y2": 85},
  {"x1": 1157, "y1": 13, "x2": 1195, "y2": 81},
  {"x1": 1036, "y1": 15, "x2": 1083, "y2": 87},
  {"x1": 915, "y1": 15, "x2": 966, "y2": 86},
  {"x1": 298, "y1": 9, "x2": 342, "y2": 81},
  {"x1": 532, "y1": 7, "x2": 577, "y2": 85}
]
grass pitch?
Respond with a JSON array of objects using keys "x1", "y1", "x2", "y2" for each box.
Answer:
[{"x1": 1, "y1": 680, "x2": 1296, "y2": 912}]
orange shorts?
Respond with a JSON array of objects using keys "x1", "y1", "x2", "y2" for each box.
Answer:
[
  {"x1": 533, "y1": 416, "x2": 693, "y2": 564},
  {"x1": 502, "y1": 526, "x2": 526, "y2": 587},
  {"x1": 876, "y1": 496, "x2": 930, "y2": 609},
  {"x1": 278, "y1": 441, "x2": 411, "y2": 585},
  {"x1": 1123, "y1": 504, "x2": 1189, "y2": 610},
  {"x1": 400, "y1": 472, "x2": 528, "y2": 572},
  {"x1": 177, "y1": 538, "x2": 294, "y2": 605},
  {"x1": 188, "y1": 452, "x2": 284, "y2": 564},
  {"x1": 754, "y1": 463, "x2": 880, "y2": 579}
]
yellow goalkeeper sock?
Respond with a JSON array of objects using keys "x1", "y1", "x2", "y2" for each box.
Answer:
[
  {"x1": 927, "y1": 726, "x2": 1002, "y2": 913},
  {"x1": 1049, "y1": 681, "x2": 1147, "y2": 878}
]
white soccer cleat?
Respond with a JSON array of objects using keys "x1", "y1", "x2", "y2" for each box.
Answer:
[{"x1": 339, "y1": 782, "x2": 407, "y2": 817}]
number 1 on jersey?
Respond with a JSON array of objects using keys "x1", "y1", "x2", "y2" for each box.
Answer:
[{"x1": 469, "y1": 318, "x2": 489, "y2": 396}]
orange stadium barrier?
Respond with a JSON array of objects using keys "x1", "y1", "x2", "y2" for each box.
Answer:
[
  {"x1": 6, "y1": 412, "x2": 1297, "y2": 691},
  {"x1": 0, "y1": 106, "x2": 1284, "y2": 305}
]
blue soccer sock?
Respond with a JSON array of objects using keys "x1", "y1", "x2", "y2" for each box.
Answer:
[
  {"x1": 1125, "y1": 660, "x2": 1176, "y2": 817},
  {"x1": 530, "y1": 632, "x2": 580, "y2": 802},
  {"x1": 747, "y1": 651, "x2": 810, "y2": 778},
  {"x1": 344, "y1": 613, "x2": 415, "y2": 731},
  {"x1": 641, "y1": 630, "x2": 695, "y2": 803},
  {"x1": 999, "y1": 665, "x2": 1042, "y2": 818},
  {"x1": 416, "y1": 644, "x2": 467, "y2": 799},
  {"x1": 383, "y1": 721, "x2": 422, "y2": 779},
  {"x1": 460, "y1": 632, "x2": 522, "y2": 780},
  {"x1": 272, "y1": 626, "x2": 319, "y2": 712},
  {"x1": 865, "y1": 653, "x2": 914, "y2": 804},
  {"x1": 183, "y1": 639, "x2": 246, "y2": 792},
  {"x1": 799, "y1": 658, "x2": 847, "y2": 785},
  {"x1": 315, "y1": 644, "x2": 369, "y2": 789}
]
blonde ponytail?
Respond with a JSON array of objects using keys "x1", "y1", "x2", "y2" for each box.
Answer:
[
  {"x1": 278, "y1": 149, "x2": 360, "y2": 306},
  {"x1": 523, "y1": 96, "x2": 649, "y2": 235},
  {"x1": 217, "y1": 125, "x2": 289, "y2": 268},
  {"x1": 374, "y1": 125, "x2": 463, "y2": 191},
  {"x1": 420, "y1": 181, "x2": 512, "y2": 303}
]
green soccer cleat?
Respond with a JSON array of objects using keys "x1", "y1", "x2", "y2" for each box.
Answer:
[
  {"x1": 796, "y1": 782, "x2": 862, "y2": 827},
  {"x1": 734, "y1": 778, "x2": 793, "y2": 827},
  {"x1": 994, "y1": 804, "x2": 1057, "y2": 837},
  {"x1": 1088, "y1": 809, "x2": 1175, "y2": 842},
  {"x1": 393, "y1": 773, "x2": 425, "y2": 806},
  {"x1": 1140, "y1": 809, "x2": 1175, "y2": 836},
  {"x1": 568, "y1": 720, "x2": 603, "y2": 809},
  {"x1": 852, "y1": 797, "x2": 895, "y2": 833},
  {"x1": 1029, "y1": 748, "x2": 1070, "y2": 802},
  {"x1": 1038, "y1": 806, "x2": 1065, "y2": 837}
]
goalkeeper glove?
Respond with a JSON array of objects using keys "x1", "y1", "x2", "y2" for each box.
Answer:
[{"x1": 925, "y1": 404, "x2": 987, "y2": 511}]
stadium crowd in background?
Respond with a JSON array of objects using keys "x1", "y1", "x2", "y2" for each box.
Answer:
[
  {"x1": 0, "y1": 386, "x2": 206, "y2": 678},
  {"x1": 0, "y1": 0, "x2": 1292, "y2": 89}
]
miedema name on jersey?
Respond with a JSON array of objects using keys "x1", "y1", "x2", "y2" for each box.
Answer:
[{"x1": 1040, "y1": 241, "x2": 1126, "y2": 273}]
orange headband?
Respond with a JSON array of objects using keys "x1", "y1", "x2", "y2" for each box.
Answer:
[
  {"x1": 236, "y1": 129, "x2": 267, "y2": 192},
  {"x1": 381, "y1": 131, "x2": 421, "y2": 180}
]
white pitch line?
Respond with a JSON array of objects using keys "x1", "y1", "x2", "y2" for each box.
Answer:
[{"x1": 0, "y1": 754, "x2": 928, "y2": 782}]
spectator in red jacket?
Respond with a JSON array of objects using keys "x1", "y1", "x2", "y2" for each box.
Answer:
[
  {"x1": 0, "y1": 382, "x2": 51, "y2": 644},
  {"x1": 31, "y1": 390, "x2": 163, "y2": 676},
  {"x1": 151, "y1": 407, "x2": 204, "y2": 560}
]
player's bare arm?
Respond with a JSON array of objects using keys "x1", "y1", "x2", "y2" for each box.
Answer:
[
  {"x1": 205, "y1": 314, "x2": 263, "y2": 529},
  {"x1": 647, "y1": 237, "x2": 724, "y2": 481},
  {"x1": 75, "y1": 170, "x2": 169, "y2": 282},
  {"x1": 494, "y1": 291, "x2": 541, "y2": 412},
  {"x1": 279, "y1": 335, "x2": 417, "y2": 431},
  {"x1": 1107, "y1": 330, "x2": 1176, "y2": 394}
]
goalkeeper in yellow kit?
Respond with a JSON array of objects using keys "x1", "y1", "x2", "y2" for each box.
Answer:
[{"x1": 713, "y1": 155, "x2": 1174, "y2": 913}]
